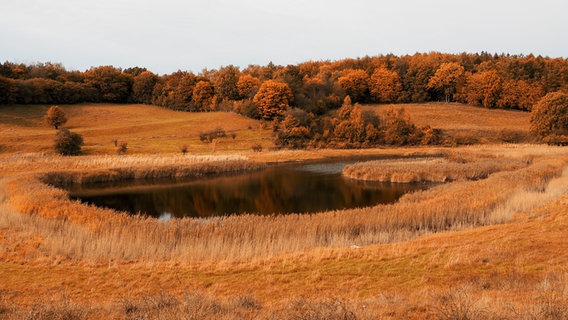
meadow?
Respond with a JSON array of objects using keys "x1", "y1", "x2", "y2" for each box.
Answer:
[{"x1": 0, "y1": 103, "x2": 567, "y2": 319}]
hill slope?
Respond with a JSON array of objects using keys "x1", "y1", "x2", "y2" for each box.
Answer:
[{"x1": 0, "y1": 104, "x2": 272, "y2": 154}]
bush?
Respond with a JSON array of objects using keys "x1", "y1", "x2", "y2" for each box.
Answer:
[
  {"x1": 117, "y1": 142, "x2": 128, "y2": 155},
  {"x1": 530, "y1": 91, "x2": 568, "y2": 144},
  {"x1": 54, "y1": 128, "x2": 83, "y2": 156},
  {"x1": 199, "y1": 128, "x2": 226, "y2": 143}
]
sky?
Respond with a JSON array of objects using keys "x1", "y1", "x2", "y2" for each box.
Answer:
[{"x1": 1, "y1": 0, "x2": 566, "y2": 75}]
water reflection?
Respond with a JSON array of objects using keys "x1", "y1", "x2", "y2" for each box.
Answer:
[{"x1": 69, "y1": 161, "x2": 426, "y2": 218}]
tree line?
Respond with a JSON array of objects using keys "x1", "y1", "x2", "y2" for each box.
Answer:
[{"x1": 1, "y1": 52, "x2": 566, "y2": 112}]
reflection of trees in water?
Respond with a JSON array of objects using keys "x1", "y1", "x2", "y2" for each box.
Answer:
[{"x1": 78, "y1": 165, "x2": 425, "y2": 218}]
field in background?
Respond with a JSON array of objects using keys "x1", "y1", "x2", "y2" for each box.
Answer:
[
  {"x1": 0, "y1": 104, "x2": 273, "y2": 154},
  {"x1": 365, "y1": 103, "x2": 533, "y2": 144},
  {"x1": 1, "y1": 103, "x2": 567, "y2": 319}
]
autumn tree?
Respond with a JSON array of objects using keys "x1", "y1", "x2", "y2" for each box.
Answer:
[
  {"x1": 212, "y1": 65, "x2": 240, "y2": 100},
  {"x1": 274, "y1": 109, "x2": 312, "y2": 149},
  {"x1": 496, "y1": 79, "x2": 543, "y2": 111},
  {"x1": 192, "y1": 80, "x2": 215, "y2": 111},
  {"x1": 253, "y1": 80, "x2": 293, "y2": 120},
  {"x1": 463, "y1": 70, "x2": 502, "y2": 108},
  {"x1": 0, "y1": 76, "x2": 17, "y2": 104},
  {"x1": 45, "y1": 105, "x2": 68, "y2": 129},
  {"x1": 337, "y1": 69, "x2": 369, "y2": 103},
  {"x1": 175, "y1": 73, "x2": 199, "y2": 110},
  {"x1": 369, "y1": 68, "x2": 402, "y2": 103},
  {"x1": 530, "y1": 91, "x2": 568, "y2": 144},
  {"x1": 382, "y1": 108, "x2": 422, "y2": 145},
  {"x1": 54, "y1": 128, "x2": 83, "y2": 155},
  {"x1": 131, "y1": 71, "x2": 158, "y2": 104},
  {"x1": 236, "y1": 74, "x2": 261, "y2": 99},
  {"x1": 332, "y1": 96, "x2": 381, "y2": 147},
  {"x1": 83, "y1": 66, "x2": 132, "y2": 102},
  {"x1": 427, "y1": 62, "x2": 465, "y2": 102}
]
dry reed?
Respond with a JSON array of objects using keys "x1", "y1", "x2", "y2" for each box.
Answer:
[
  {"x1": 2, "y1": 149, "x2": 567, "y2": 262},
  {"x1": 343, "y1": 153, "x2": 532, "y2": 183}
]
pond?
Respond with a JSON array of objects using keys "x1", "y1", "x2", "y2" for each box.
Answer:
[{"x1": 69, "y1": 160, "x2": 427, "y2": 219}]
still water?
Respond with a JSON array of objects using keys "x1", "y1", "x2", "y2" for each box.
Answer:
[{"x1": 69, "y1": 160, "x2": 425, "y2": 219}]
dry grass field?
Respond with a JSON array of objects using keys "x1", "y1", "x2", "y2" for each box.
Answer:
[
  {"x1": 0, "y1": 103, "x2": 567, "y2": 319},
  {"x1": 0, "y1": 104, "x2": 273, "y2": 155},
  {"x1": 364, "y1": 103, "x2": 533, "y2": 144}
]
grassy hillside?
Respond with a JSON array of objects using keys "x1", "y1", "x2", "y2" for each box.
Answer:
[
  {"x1": 364, "y1": 103, "x2": 533, "y2": 144},
  {"x1": 0, "y1": 104, "x2": 273, "y2": 154}
]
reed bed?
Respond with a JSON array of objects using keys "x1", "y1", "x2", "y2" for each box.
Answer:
[
  {"x1": 342, "y1": 154, "x2": 532, "y2": 183},
  {"x1": 0, "y1": 153, "x2": 248, "y2": 174},
  {"x1": 2, "y1": 150, "x2": 567, "y2": 262}
]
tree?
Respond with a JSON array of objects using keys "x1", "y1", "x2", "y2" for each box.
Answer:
[
  {"x1": 369, "y1": 68, "x2": 402, "y2": 103},
  {"x1": 212, "y1": 65, "x2": 240, "y2": 100},
  {"x1": 54, "y1": 128, "x2": 83, "y2": 155},
  {"x1": 497, "y1": 79, "x2": 543, "y2": 111},
  {"x1": 83, "y1": 66, "x2": 132, "y2": 102},
  {"x1": 337, "y1": 69, "x2": 369, "y2": 103},
  {"x1": 463, "y1": 70, "x2": 502, "y2": 108},
  {"x1": 427, "y1": 62, "x2": 465, "y2": 102},
  {"x1": 237, "y1": 74, "x2": 261, "y2": 99},
  {"x1": 530, "y1": 91, "x2": 568, "y2": 144},
  {"x1": 253, "y1": 80, "x2": 293, "y2": 120},
  {"x1": 0, "y1": 76, "x2": 17, "y2": 104},
  {"x1": 45, "y1": 105, "x2": 68, "y2": 129},
  {"x1": 131, "y1": 71, "x2": 158, "y2": 104},
  {"x1": 192, "y1": 80, "x2": 215, "y2": 111}
]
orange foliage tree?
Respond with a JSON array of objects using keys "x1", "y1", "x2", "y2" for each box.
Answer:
[
  {"x1": 463, "y1": 70, "x2": 502, "y2": 108},
  {"x1": 45, "y1": 105, "x2": 68, "y2": 129},
  {"x1": 236, "y1": 74, "x2": 261, "y2": 99},
  {"x1": 337, "y1": 69, "x2": 369, "y2": 103},
  {"x1": 131, "y1": 71, "x2": 158, "y2": 104},
  {"x1": 253, "y1": 80, "x2": 293, "y2": 120},
  {"x1": 212, "y1": 65, "x2": 240, "y2": 100},
  {"x1": 530, "y1": 91, "x2": 568, "y2": 144},
  {"x1": 496, "y1": 79, "x2": 543, "y2": 111},
  {"x1": 192, "y1": 80, "x2": 215, "y2": 111},
  {"x1": 427, "y1": 62, "x2": 465, "y2": 102},
  {"x1": 369, "y1": 68, "x2": 402, "y2": 103}
]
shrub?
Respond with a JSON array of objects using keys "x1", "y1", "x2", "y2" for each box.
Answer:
[
  {"x1": 117, "y1": 142, "x2": 128, "y2": 155},
  {"x1": 530, "y1": 91, "x2": 568, "y2": 144},
  {"x1": 251, "y1": 144, "x2": 263, "y2": 152},
  {"x1": 179, "y1": 145, "x2": 188, "y2": 155},
  {"x1": 199, "y1": 128, "x2": 227, "y2": 143},
  {"x1": 54, "y1": 128, "x2": 83, "y2": 156},
  {"x1": 45, "y1": 105, "x2": 68, "y2": 129}
]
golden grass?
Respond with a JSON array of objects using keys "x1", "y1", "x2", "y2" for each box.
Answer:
[
  {"x1": 2, "y1": 146, "x2": 567, "y2": 263},
  {"x1": 0, "y1": 104, "x2": 273, "y2": 154},
  {"x1": 343, "y1": 153, "x2": 531, "y2": 183},
  {"x1": 364, "y1": 102, "x2": 533, "y2": 144}
]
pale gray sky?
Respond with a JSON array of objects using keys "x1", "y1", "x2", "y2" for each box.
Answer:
[{"x1": 1, "y1": 0, "x2": 566, "y2": 74}]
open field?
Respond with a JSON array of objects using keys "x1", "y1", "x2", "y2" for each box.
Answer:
[
  {"x1": 0, "y1": 104, "x2": 273, "y2": 155},
  {"x1": 1, "y1": 103, "x2": 567, "y2": 319},
  {"x1": 364, "y1": 103, "x2": 533, "y2": 144}
]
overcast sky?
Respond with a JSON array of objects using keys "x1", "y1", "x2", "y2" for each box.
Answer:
[{"x1": 1, "y1": 0, "x2": 566, "y2": 74}]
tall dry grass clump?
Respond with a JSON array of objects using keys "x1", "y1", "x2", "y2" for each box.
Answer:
[
  {"x1": 343, "y1": 152, "x2": 532, "y2": 183},
  {"x1": 1, "y1": 149, "x2": 567, "y2": 262}
]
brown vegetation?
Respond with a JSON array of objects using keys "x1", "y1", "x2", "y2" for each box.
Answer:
[
  {"x1": 1, "y1": 101, "x2": 568, "y2": 318},
  {"x1": 343, "y1": 152, "x2": 531, "y2": 183}
]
